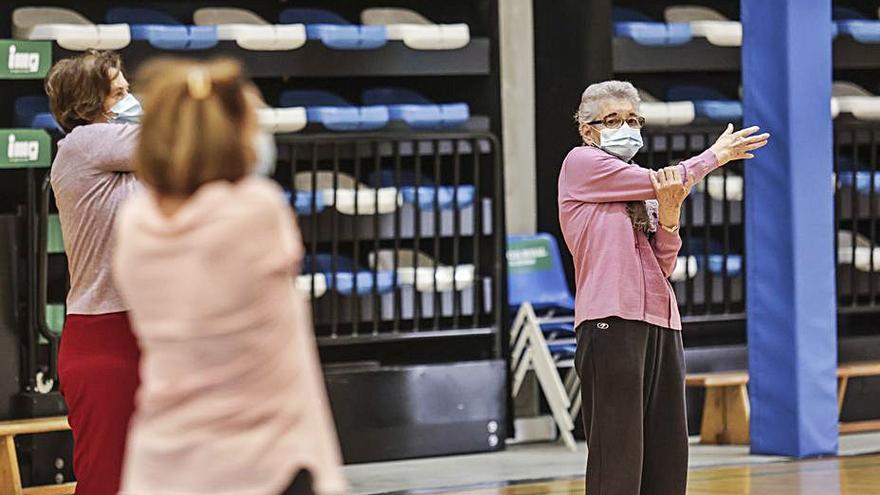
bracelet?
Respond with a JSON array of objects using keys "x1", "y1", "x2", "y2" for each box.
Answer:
[{"x1": 660, "y1": 222, "x2": 680, "y2": 234}]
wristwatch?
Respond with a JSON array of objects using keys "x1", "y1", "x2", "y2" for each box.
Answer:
[{"x1": 660, "y1": 222, "x2": 680, "y2": 234}]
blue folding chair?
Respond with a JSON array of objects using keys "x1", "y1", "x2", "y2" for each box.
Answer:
[
  {"x1": 367, "y1": 169, "x2": 475, "y2": 210},
  {"x1": 613, "y1": 7, "x2": 691, "y2": 46},
  {"x1": 507, "y1": 233, "x2": 579, "y2": 450},
  {"x1": 362, "y1": 88, "x2": 469, "y2": 128},
  {"x1": 508, "y1": 233, "x2": 576, "y2": 314},
  {"x1": 14, "y1": 96, "x2": 63, "y2": 133},
  {"x1": 279, "y1": 8, "x2": 386, "y2": 49},
  {"x1": 833, "y1": 6, "x2": 880, "y2": 44},
  {"x1": 302, "y1": 254, "x2": 396, "y2": 296},
  {"x1": 667, "y1": 85, "x2": 743, "y2": 122},
  {"x1": 280, "y1": 90, "x2": 389, "y2": 131},
  {"x1": 106, "y1": 7, "x2": 218, "y2": 50}
]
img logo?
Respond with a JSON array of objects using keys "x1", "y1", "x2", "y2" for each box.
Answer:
[
  {"x1": 7, "y1": 44, "x2": 40, "y2": 74},
  {"x1": 7, "y1": 134, "x2": 40, "y2": 162}
]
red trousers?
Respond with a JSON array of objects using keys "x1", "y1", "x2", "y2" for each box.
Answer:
[{"x1": 59, "y1": 312, "x2": 140, "y2": 495}]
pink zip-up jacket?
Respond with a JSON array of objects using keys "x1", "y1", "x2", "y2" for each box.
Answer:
[{"x1": 558, "y1": 146, "x2": 719, "y2": 330}]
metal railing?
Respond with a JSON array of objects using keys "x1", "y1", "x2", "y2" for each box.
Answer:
[
  {"x1": 277, "y1": 132, "x2": 506, "y2": 346},
  {"x1": 834, "y1": 121, "x2": 880, "y2": 311},
  {"x1": 639, "y1": 126, "x2": 745, "y2": 320}
]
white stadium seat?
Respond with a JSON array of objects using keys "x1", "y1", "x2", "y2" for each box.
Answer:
[
  {"x1": 670, "y1": 256, "x2": 698, "y2": 282},
  {"x1": 639, "y1": 89, "x2": 696, "y2": 127},
  {"x1": 369, "y1": 249, "x2": 475, "y2": 292},
  {"x1": 701, "y1": 173, "x2": 744, "y2": 202},
  {"x1": 193, "y1": 7, "x2": 306, "y2": 51},
  {"x1": 361, "y1": 8, "x2": 470, "y2": 50},
  {"x1": 295, "y1": 171, "x2": 400, "y2": 216},
  {"x1": 838, "y1": 230, "x2": 880, "y2": 272},
  {"x1": 665, "y1": 6, "x2": 742, "y2": 47},
  {"x1": 13, "y1": 7, "x2": 130, "y2": 50},
  {"x1": 296, "y1": 274, "x2": 328, "y2": 298},
  {"x1": 258, "y1": 107, "x2": 307, "y2": 134},
  {"x1": 832, "y1": 81, "x2": 880, "y2": 121}
]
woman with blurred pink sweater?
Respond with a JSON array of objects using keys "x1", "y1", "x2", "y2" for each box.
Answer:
[{"x1": 112, "y1": 58, "x2": 345, "y2": 495}]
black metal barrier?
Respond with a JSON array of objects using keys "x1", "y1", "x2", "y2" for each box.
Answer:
[
  {"x1": 638, "y1": 126, "x2": 746, "y2": 321},
  {"x1": 835, "y1": 121, "x2": 880, "y2": 312},
  {"x1": 277, "y1": 132, "x2": 506, "y2": 348}
]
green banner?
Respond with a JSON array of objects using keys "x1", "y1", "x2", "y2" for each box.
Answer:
[
  {"x1": 0, "y1": 40, "x2": 51, "y2": 79},
  {"x1": 48, "y1": 214, "x2": 65, "y2": 254},
  {"x1": 0, "y1": 129, "x2": 51, "y2": 168},
  {"x1": 507, "y1": 238, "x2": 553, "y2": 274}
]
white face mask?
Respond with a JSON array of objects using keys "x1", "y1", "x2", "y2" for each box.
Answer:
[
  {"x1": 252, "y1": 130, "x2": 277, "y2": 177},
  {"x1": 599, "y1": 123, "x2": 643, "y2": 162},
  {"x1": 108, "y1": 93, "x2": 143, "y2": 124}
]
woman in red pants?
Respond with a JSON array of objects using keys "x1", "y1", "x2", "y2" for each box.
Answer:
[{"x1": 46, "y1": 49, "x2": 142, "y2": 495}]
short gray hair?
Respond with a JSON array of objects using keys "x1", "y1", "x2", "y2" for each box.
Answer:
[{"x1": 575, "y1": 80, "x2": 640, "y2": 125}]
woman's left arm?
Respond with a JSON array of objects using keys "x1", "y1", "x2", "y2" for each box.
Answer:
[
  {"x1": 652, "y1": 229, "x2": 682, "y2": 278},
  {"x1": 92, "y1": 123, "x2": 140, "y2": 172},
  {"x1": 650, "y1": 168, "x2": 691, "y2": 278}
]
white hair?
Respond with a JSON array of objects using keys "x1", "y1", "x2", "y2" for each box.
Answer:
[{"x1": 575, "y1": 80, "x2": 641, "y2": 125}]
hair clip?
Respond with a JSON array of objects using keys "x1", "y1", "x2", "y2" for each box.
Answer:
[{"x1": 187, "y1": 69, "x2": 211, "y2": 100}]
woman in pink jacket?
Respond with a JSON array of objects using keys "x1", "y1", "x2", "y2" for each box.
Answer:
[
  {"x1": 112, "y1": 58, "x2": 345, "y2": 495},
  {"x1": 558, "y1": 80, "x2": 769, "y2": 495}
]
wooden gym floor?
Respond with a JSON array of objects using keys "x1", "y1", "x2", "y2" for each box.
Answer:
[{"x1": 408, "y1": 454, "x2": 880, "y2": 495}]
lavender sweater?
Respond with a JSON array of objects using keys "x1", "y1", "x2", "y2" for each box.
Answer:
[
  {"x1": 50, "y1": 123, "x2": 140, "y2": 315},
  {"x1": 558, "y1": 146, "x2": 719, "y2": 330}
]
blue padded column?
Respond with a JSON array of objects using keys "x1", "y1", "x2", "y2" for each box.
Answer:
[{"x1": 742, "y1": 0, "x2": 838, "y2": 457}]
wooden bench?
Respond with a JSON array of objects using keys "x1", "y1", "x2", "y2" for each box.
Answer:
[
  {"x1": 0, "y1": 416, "x2": 75, "y2": 495},
  {"x1": 686, "y1": 371, "x2": 750, "y2": 445},
  {"x1": 837, "y1": 361, "x2": 880, "y2": 434},
  {"x1": 687, "y1": 360, "x2": 880, "y2": 445}
]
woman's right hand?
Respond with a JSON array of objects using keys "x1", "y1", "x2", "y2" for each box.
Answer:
[
  {"x1": 651, "y1": 167, "x2": 694, "y2": 209},
  {"x1": 709, "y1": 124, "x2": 770, "y2": 166},
  {"x1": 651, "y1": 167, "x2": 695, "y2": 228}
]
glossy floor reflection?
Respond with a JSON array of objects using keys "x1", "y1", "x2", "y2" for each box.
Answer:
[{"x1": 421, "y1": 454, "x2": 880, "y2": 495}]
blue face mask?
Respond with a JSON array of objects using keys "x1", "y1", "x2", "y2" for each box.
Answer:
[
  {"x1": 253, "y1": 130, "x2": 277, "y2": 177},
  {"x1": 108, "y1": 93, "x2": 143, "y2": 124},
  {"x1": 599, "y1": 123, "x2": 643, "y2": 162}
]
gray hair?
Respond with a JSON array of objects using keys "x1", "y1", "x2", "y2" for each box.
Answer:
[{"x1": 575, "y1": 80, "x2": 640, "y2": 125}]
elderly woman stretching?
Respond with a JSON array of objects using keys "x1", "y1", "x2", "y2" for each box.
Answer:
[{"x1": 558, "y1": 80, "x2": 769, "y2": 495}]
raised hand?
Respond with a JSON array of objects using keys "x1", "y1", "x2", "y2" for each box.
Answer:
[
  {"x1": 709, "y1": 124, "x2": 770, "y2": 166},
  {"x1": 650, "y1": 166, "x2": 695, "y2": 208},
  {"x1": 650, "y1": 166, "x2": 695, "y2": 229}
]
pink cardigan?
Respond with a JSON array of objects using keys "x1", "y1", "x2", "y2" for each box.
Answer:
[
  {"x1": 558, "y1": 146, "x2": 719, "y2": 330},
  {"x1": 113, "y1": 177, "x2": 346, "y2": 495}
]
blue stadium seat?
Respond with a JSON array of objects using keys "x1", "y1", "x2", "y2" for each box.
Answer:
[
  {"x1": 507, "y1": 233, "x2": 576, "y2": 314},
  {"x1": 361, "y1": 88, "x2": 469, "y2": 128},
  {"x1": 839, "y1": 171, "x2": 880, "y2": 193},
  {"x1": 283, "y1": 190, "x2": 325, "y2": 215},
  {"x1": 279, "y1": 90, "x2": 388, "y2": 131},
  {"x1": 15, "y1": 96, "x2": 62, "y2": 132},
  {"x1": 106, "y1": 7, "x2": 218, "y2": 50},
  {"x1": 613, "y1": 7, "x2": 691, "y2": 46},
  {"x1": 302, "y1": 254, "x2": 396, "y2": 296},
  {"x1": 837, "y1": 157, "x2": 880, "y2": 193},
  {"x1": 367, "y1": 170, "x2": 475, "y2": 210},
  {"x1": 279, "y1": 8, "x2": 386, "y2": 49},
  {"x1": 667, "y1": 86, "x2": 743, "y2": 121},
  {"x1": 833, "y1": 7, "x2": 880, "y2": 44},
  {"x1": 683, "y1": 239, "x2": 743, "y2": 277}
]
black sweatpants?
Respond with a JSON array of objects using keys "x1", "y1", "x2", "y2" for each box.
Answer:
[{"x1": 575, "y1": 317, "x2": 688, "y2": 495}]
